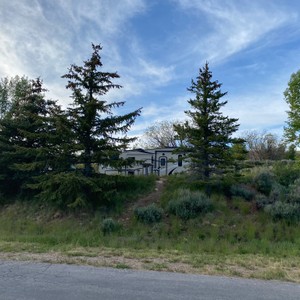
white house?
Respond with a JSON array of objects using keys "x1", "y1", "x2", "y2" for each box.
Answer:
[{"x1": 99, "y1": 147, "x2": 188, "y2": 176}]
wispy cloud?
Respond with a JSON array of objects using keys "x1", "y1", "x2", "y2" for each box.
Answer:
[
  {"x1": 0, "y1": 0, "x2": 298, "y2": 139},
  {"x1": 0, "y1": 0, "x2": 148, "y2": 101},
  {"x1": 173, "y1": 0, "x2": 298, "y2": 63}
]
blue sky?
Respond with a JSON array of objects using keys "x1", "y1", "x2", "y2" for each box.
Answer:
[{"x1": 1, "y1": 0, "x2": 300, "y2": 139}]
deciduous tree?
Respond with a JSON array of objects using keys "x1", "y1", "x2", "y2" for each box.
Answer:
[
  {"x1": 242, "y1": 131, "x2": 286, "y2": 161},
  {"x1": 138, "y1": 120, "x2": 187, "y2": 149},
  {"x1": 284, "y1": 70, "x2": 300, "y2": 145}
]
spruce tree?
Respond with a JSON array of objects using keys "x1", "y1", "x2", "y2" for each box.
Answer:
[
  {"x1": 0, "y1": 76, "x2": 31, "y2": 120},
  {"x1": 62, "y1": 44, "x2": 141, "y2": 177},
  {"x1": 175, "y1": 62, "x2": 239, "y2": 181},
  {"x1": 0, "y1": 78, "x2": 69, "y2": 195}
]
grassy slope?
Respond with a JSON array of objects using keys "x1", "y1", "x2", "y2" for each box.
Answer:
[{"x1": 1, "y1": 175, "x2": 300, "y2": 282}]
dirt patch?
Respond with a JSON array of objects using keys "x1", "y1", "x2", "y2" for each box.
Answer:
[{"x1": 118, "y1": 178, "x2": 166, "y2": 225}]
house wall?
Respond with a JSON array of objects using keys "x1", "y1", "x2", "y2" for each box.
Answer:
[{"x1": 99, "y1": 147, "x2": 188, "y2": 176}]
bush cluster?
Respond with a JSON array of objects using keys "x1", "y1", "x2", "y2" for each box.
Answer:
[
  {"x1": 134, "y1": 204, "x2": 163, "y2": 224},
  {"x1": 265, "y1": 202, "x2": 300, "y2": 223},
  {"x1": 253, "y1": 171, "x2": 273, "y2": 196},
  {"x1": 101, "y1": 218, "x2": 120, "y2": 235},
  {"x1": 167, "y1": 189, "x2": 213, "y2": 220},
  {"x1": 230, "y1": 184, "x2": 255, "y2": 201},
  {"x1": 250, "y1": 164, "x2": 300, "y2": 223}
]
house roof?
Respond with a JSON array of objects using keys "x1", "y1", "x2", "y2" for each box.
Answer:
[{"x1": 125, "y1": 148, "x2": 154, "y2": 154}]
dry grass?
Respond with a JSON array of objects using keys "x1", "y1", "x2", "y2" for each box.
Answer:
[{"x1": 1, "y1": 241, "x2": 300, "y2": 283}]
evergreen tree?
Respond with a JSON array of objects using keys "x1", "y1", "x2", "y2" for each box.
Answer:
[
  {"x1": 0, "y1": 78, "x2": 69, "y2": 195},
  {"x1": 62, "y1": 44, "x2": 141, "y2": 176},
  {"x1": 0, "y1": 76, "x2": 31, "y2": 119},
  {"x1": 174, "y1": 62, "x2": 239, "y2": 180}
]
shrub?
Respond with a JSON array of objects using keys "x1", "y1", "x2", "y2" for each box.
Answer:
[
  {"x1": 134, "y1": 204, "x2": 163, "y2": 224},
  {"x1": 167, "y1": 189, "x2": 213, "y2": 220},
  {"x1": 255, "y1": 194, "x2": 270, "y2": 209},
  {"x1": 101, "y1": 218, "x2": 120, "y2": 235},
  {"x1": 269, "y1": 183, "x2": 288, "y2": 203},
  {"x1": 230, "y1": 184, "x2": 255, "y2": 201},
  {"x1": 265, "y1": 202, "x2": 300, "y2": 223},
  {"x1": 273, "y1": 161, "x2": 300, "y2": 187},
  {"x1": 253, "y1": 171, "x2": 274, "y2": 196},
  {"x1": 287, "y1": 178, "x2": 300, "y2": 204}
]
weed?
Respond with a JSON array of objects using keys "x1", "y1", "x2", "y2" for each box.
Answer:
[{"x1": 115, "y1": 263, "x2": 131, "y2": 269}]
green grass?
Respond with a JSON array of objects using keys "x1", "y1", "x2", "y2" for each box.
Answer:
[{"x1": 1, "y1": 173, "x2": 300, "y2": 282}]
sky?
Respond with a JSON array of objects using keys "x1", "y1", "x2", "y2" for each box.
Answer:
[{"x1": 1, "y1": 0, "x2": 300, "y2": 140}]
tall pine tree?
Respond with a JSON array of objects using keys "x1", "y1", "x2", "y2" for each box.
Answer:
[
  {"x1": 175, "y1": 63, "x2": 239, "y2": 181},
  {"x1": 62, "y1": 44, "x2": 141, "y2": 177},
  {"x1": 0, "y1": 78, "x2": 69, "y2": 196}
]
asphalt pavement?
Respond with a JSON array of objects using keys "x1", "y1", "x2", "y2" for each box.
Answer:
[{"x1": 0, "y1": 260, "x2": 299, "y2": 300}]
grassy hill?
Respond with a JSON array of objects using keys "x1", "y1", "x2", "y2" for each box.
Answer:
[{"x1": 1, "y1": 163, "x2": 300, "y2": 282}]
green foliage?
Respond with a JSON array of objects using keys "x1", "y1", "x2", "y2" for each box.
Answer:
[
  {"x1": 62, "y1": 44, "x2": 141, "y2": 176},
  {"x1": 174, "y1": 62, "x2": 240, "y2": 180},
  {"x1": 167, "y1": 189, "x2": 213, "y2": 220},
  {"x1": 272, "y1": 161, "x2": 300, "y2": 187},
  {"x1": 0, "y1": 78, "x2": 69, "y2": 197},
  {"x1": 134, "y1": 204, "x2": 163, "y2": 224},
  {"x1": 284, "y1": 69, "x2": 300, "y2": 145},
  {"x1": 253, "y1": 167, "x2": 300, "y2": 222},
  {"x1": 287, "y1": 178, "x2": 300, "y2": 203},
  {"x1": 28, "y1": 173, "x2": 156, "y2": 211},
  {"x1": 0, "y1": 75, "x2": 31, "y2": 119},
  {"x1": 253, "y1": 171, "x2": 274, "y2": 196},
  {"x1": 113, "y1": 175, "x2": 156, "y2": 195},
  {"x1": 208, "y1": 174, "x2": 238, "y2": 197},
  {"x1": 265, "y1": 202, "x2": 300, "y2": 223},
  {"x1": 30, "y1": 172, "x2": 110, "y2": 209},
  {"x1": 269, "y1": 183, "x2": 288, "y2": 204},
  {"x1": 101, "y1": 218, "x2": 120, "y2": 235},
  {"x1": 230, "y1": 184, "x2": 255, "y2": 201}
]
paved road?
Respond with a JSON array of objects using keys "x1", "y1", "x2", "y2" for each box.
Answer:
[{"x1": 0, "y1": 260, "x2": 299, "y2": 300}]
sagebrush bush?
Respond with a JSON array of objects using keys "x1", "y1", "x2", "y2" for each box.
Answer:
[
  {"x1": 253, "y1": 171, "x2": 274, "y2": 196},
  {"x1": 265, "y1": 202, "x2": 300, "y2": 223},
  {"x1": 101, "y1": 218, "x2": 120, "y2": 235},
  {"x1": 287, "y1": 178, "x2": 300, "y2": 203},
  {"x1": 268, "y1": 183, "x2": 288, "y2": 203},
  {"x1": 167, "y1": 189, "x2": 213, "y2": 220},
  {"x1": 255, "y1": 194, "x2": 270, "y2": 209},
  {"x1": 230, "y1": 184, "x2": 255, "y2": 201},
  {"x1": 134, "y1": 204, "x2": 163, "y2": 224}
]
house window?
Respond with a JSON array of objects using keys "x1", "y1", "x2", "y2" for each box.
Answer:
[
  {"x1": 178, "y1": 155, "x2": 183, "y2": 167},
  {"x1": 160, "y1": 157, "x2": 166, "y2": 167}
]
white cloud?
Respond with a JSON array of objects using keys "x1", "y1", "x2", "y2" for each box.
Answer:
[
  {"x1": 173, "y1": 0, "x2": 298, "y2": 63},
  {"x1": 137, "y1": 59, "x2": 175, "y2": 85}
]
